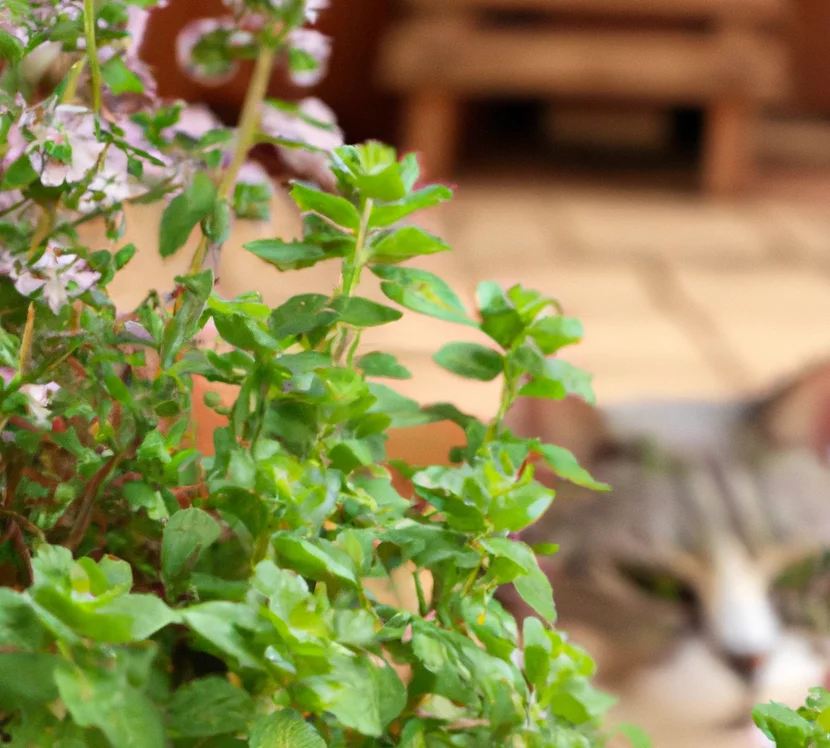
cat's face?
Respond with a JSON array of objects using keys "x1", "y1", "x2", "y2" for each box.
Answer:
[{"x1": 502, "y1": 364, "x2": 830, "y2": 748}]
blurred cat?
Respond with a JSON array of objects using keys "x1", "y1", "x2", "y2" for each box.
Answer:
[{"x1": 500, "y1": 364, "x2": 830, "y2": 748}]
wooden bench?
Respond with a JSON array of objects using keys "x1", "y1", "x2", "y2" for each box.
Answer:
[{"x1": 377, "y1": 0, "x2": 791, "y2": 195}]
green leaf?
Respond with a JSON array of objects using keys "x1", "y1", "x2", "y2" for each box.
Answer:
[
  {"x1": 369, "y1": 185, "x2": 453, "y2": 228},
  {"x1": 291, "y1": 182, "x2": 360, "y2": 230},
  {"x1": 521, "y1": 617, "x2": 551, "y2": 691},
  {"x1": 356, "y1": 163, "x2": 406, "y2": 202},
  {"x1": 2, "y1": 154, "x2": 38, "y2": 189},
  {"x1": 529, "y1": 316, "x2": 584, "y2": 355},
  {"x1": 480, "y1": 537, "x2": 537, "y2": 577},
  {"x1": 616, "y1": 723, "x2": 654, "y2": 748},
  {"x1": 433, "y1": 342, "x2": 503, "y2": 382},
  {"x1": 331, "y1": 296, "x2": 402, "y2": 327},
  {"x1": 181, "y1": 602, "x2": 263, "y2": 670},
  {"x1": 753, "y1": 702, "x2": 814, "y2": 747},
  {"x1": 357, "y1": 351, "x2": 412, "y2": 379},
  {"x1": 160, "y1": 269, "x2": 213, "y2": 368},
  {"x1": 244, "y1": 239, "x2": 325, "y2": 271},
  {"x1": 551, "y1": 679, "x2": 617, "y2": 725},
  {"x1": 476, "y1": 281, "x2": 526, "y2": 348},
  {"x1": 272, "y1": 535, "x2": 357, "y2": 587},
  {"x1": 514, "y1": 565, "x2": 556, "y2": 624},
  {"x1": 249, "y1": 709, "x2": 326, "y2": 748},
  {"x1": 299, "y1": 658, "x2": 383, "y2": 736},
  {"x1": 367, "y1": 382, "x2": 437, "y2": 428},
  {"x1": 536, "y1": 443, "x2": 610, "y2": 491},
  {"x1": 123, "y1": 480, "x2": 168, "y2": 520},
  {"x1": 0, "y1": 588, "x2": 49, "y2": 649},
  {"x1": 373, "y1": 265, "x2": 476, "y2": 327},
  {"x1": 55, "y1": 663, "x2": 165, "y2": 748},
  {"x1": 519, "y1": 359, "x2": 595, "y2": 404},
  {"x1": 203, "y1": 197, "x2": 233, "y2": 245},
  {"x1": 270, "y1": 294, "x2": 337, "y2": 338},
  {"x1": 376, "y1": 662, "x2": 407, "y2": 727},
  {"x1": 104, "y1": 373, "x2": 132, "y2": 404},
  {"x1": 214, "y1": 312, "x2": 278, "y2": 352},
  {"x1": 233, "y1": 180, "x2": 272, "y2": 220},
  {"x1": 369, "y1": 226, "x2": 450, "y2": 265},
  {"x1": 162, "y1": 508, "x2": 221, "y2": 599},
  {"x1": 159, "y1": 172, "x2": 217, "y2": 258},
  {"x1": 168, "y1": 677, "x2": 256, "y2": 738},
  {"x1": 101, "y1": 55, "x2": 145, "y2": 94},
  {"x1": 114, "y1": 242, "x2": 137, "y2": 270},
  {"x1": 94, "y1": 594, "x2": 179, "y2": 640},
  {"x1": 0, "y1": 652, "x2": 60, "y2": 709},
  {"x1": 0, "y1": 29, "x2": 24, "y2": 65}
]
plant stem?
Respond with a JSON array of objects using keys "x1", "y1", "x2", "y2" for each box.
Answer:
[
  {"x1": 333, "y1": 198, "x2": 373, "y2": 366},
  {"x1": 188, "y1": 43, "x2": 278, "y2": 274},
  {"x1": 83, "y1": 0, "x2": 102, "y2": 114},
  {"x1": 487, "y1": 365, "x2": 519, "y2": 441}
]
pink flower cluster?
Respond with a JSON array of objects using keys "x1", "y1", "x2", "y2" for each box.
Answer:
[
  {"x1": 176, "y1": 0, "x2": 331, "y2": 88},
  {"x1": 0, "y1": 242, "x2": 100, "y2": 315}
]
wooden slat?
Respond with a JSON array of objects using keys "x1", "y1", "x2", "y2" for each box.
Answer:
[
  {"x1": 379, "y1": 23, "x2": 789, "y2": 103},
  {"x1": 403, "y1": 0, "x2": 786, "y2": 25}
]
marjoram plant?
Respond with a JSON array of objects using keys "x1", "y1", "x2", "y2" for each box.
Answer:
[{"x1": 0, "y1": 1, "x2": 797, "y2": 747}]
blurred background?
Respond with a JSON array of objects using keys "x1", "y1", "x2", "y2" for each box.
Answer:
[{"x1": 142, "y1": 0, "x2": 830, "y2": 415}]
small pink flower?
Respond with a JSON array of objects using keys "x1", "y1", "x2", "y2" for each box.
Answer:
[
  {"x1": 126, "y1": 5, "x2": 151, "y2": 59},
  {"x1": 172, "y1": 104, "x2": 225, "y2": 141},
  {"x1": 304, "y1": 0, "x2": 328, "y2": 23},
  {"x1": 260, "y1": 98, "x2": 342, "y2": 188},
  {"x1": 235, "y1": 159, "x2": 271, "y2": 188},
  {"x1": 9, "y1": 242, "x2": 101, "y2": 314},
  {"x1": 23, "y1": 381, "x2": 60, "y2": 408},
  {"x1": 124, "y1": 321, "x2": 154, "y2": 343},
  {"x1": 287, "y1": 29, "x2": 331, "y2": 87}
]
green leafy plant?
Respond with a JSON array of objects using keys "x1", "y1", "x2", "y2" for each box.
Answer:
[
  {"x1": 0, "y1": 1, "x2": 624, "y2": 746},
  {"x1": 754, "y1": 689, "x2": 830, "y2": 748}
]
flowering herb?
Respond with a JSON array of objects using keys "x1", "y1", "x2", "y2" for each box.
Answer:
[{"x1": 0, "y1": 1, "x2": 639, "y2": 747}]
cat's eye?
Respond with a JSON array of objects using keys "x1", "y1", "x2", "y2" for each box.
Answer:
[{"x1": 617, "y1": 564, "x2": 697, "y2": 606}]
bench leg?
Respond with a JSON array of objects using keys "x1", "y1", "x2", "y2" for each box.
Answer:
[
  {"x1": 401, "y1": 89, "x2": 461, "y2": 178},
  {"x1": 703, "y1": 98, "x2": 757, "y2": 198}
]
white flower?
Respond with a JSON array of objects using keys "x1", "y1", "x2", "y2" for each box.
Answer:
[
  {"x1": 25, "y1": 105, "x2": 106, "y2": 188},
  {"x1": 124, "y1": 321, "x2": 155, "y2": 343},
  {"x1": 126, "y1": 5, "x2": 151, "y2": 59},
  {"x1": 0, "y1": 12, "x2": 29, "y2": 45},
  {"x1": 172, "y1": 104, "x2": 225, "y2": 141},
  {"x1": 260, "y1": 98, "x2": 342, "y2": 152},
  {"x1": 5, "y1": 242, "x2": 101, "y2": 314},
  {"x1": 304, "y1": 0, "x2": 328, "y2": 23},
  {"x1": 0, "y1": 365, "x2": 59, "y2": 419},
  {"x1": 236, "y1": 159, "x2": 271, "y2": 188},
  {"x1": 287, "y1": 28, "x2": 331, "y2": 87},
  {"x1": 260, "y1": 98, "x2": 342, "y2": 187}
]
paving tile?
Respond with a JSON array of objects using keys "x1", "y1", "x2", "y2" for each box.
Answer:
[
  {"x1": 558, "y1": 191, "x2": 772, "y2": 265},
  {"x1": 443, "y1": 182, "x2": 568, "y2": 272},
  {"x1": 673, "y1": 268, "x2": 830, "y2": 389},
  {"x1": 763, "y1": 202, "x2": 830, "y2": 264}
]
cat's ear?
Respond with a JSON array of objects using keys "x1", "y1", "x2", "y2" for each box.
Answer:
[
  {"x1": 503, "y1": 394, "x2": 611, "y2": 467},
  {"x1": 752, "y1": 359, "x2": 830, "y2": 457}
]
